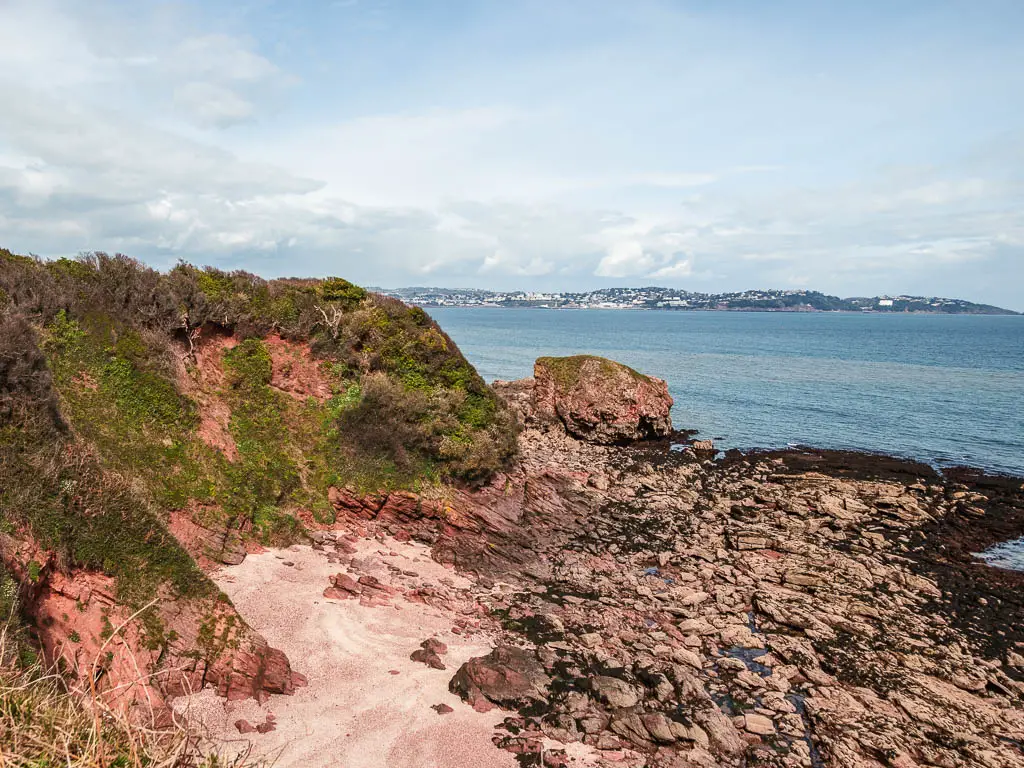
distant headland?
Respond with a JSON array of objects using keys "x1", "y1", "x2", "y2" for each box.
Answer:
[{"x1": 373, "y1": 286, "x2": 1019, "y2": 315}]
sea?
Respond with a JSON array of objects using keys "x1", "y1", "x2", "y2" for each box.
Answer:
[{"x1": 429, "y1": 308, "x2": 1024, "y2": 479}]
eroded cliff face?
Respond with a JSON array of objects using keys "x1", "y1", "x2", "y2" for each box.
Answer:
[
  {"x1": 309, "y1": 374, "x2": 1024, "y2": 768},
  {"x1": 0, "y1": 533, "x2": 305, "y2": 716}
]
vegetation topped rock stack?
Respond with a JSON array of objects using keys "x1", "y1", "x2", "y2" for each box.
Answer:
[{"x1": 532, "y1": 355, "x2": 673, "y2": 444}]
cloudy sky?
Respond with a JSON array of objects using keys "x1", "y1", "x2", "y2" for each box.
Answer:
[{"x1": 1, "y1": 0, "x2": 1023, "y2": 308}]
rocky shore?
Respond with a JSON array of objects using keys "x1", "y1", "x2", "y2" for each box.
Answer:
[{"x1": 188, "y1": 356, "x2": 1024, "y2": 768}]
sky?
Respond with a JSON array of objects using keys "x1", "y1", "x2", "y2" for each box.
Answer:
[{"x1": 1, "y1": 0, "x2": 1023, "y2": 309}]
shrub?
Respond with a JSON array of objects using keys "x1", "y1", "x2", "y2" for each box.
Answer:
[
  {"x1": 318, "y1": 277, "x2": 366, "y2": 309},
  {"x1": 0, "y1": 311, "x2": 62, "y2": 430},
  {"x1": 2, "y1": 246, "x2": 515, "y2": 515},
  {"x1": 221, "y1": 339, "x2": 300, "y2": 529},
  {"x1": 338, "y1": 372, "x2": 432, "y2": 474},
  {"x1": 223, "y1": 338, "x2": 273, "y2": 388},
  {"x1": 0, "y1": 434, "x2": 213, "y2": 604}
]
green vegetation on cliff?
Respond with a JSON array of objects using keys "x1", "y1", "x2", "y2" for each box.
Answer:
[
  {"x1": 536, "y1": 354, "x2": 652, "y2": 390},
  {"x1": 0, "y1": 247, "x2": 515, "y2": 640}
]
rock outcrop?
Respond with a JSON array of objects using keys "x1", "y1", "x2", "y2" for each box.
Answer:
[
  {"x1": 531, "y1": 355, "x2": 673, "y2": 444},
  {"x1": 0, "y1": 533, "x2": 305, "y2": 715},
  {"x1": 449, "y1": 645, "x2": 551, "y2": 711}
]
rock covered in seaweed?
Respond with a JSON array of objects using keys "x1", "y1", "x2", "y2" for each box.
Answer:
[{"x1": 531, "y1": 355, "x2": 673, "y2": 444}]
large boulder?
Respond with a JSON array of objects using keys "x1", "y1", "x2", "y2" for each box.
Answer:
[
  {"x1": 532, "y1": 355, "x2": 673, "y2": 444},
  {"x1": 449, "y1": 645, "x2": 550, "y2": 710}
]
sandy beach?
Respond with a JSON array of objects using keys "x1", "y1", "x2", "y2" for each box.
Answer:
[{"x1": 175, "y1": 536, "x2": 518, "y2": 768}]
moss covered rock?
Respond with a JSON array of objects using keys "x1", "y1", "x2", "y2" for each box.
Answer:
[{"x1": 532, "y1": 355, "x2": 673, "y2": 444}]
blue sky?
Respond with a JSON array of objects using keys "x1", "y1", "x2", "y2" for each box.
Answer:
[{"x1": 1, "y1": 1, "x2": 1022, "y2": 308}]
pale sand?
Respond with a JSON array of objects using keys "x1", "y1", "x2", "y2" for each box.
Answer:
[{"x1": 175, "y1": 537, "x2": 518, "y2": 768}]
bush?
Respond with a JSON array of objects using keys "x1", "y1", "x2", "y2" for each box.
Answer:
[
  {"x1": 338, "y1": 372, "x2": 432, "y2": 475},
  {"x1": 0, "y1": 311, "x2": 62, "y2": 430},
  {"x1": 223, "y1": 338, "x2": 273, "y2": 387},
  {"x1": 318, "y1": 277, "x2": 366, "y2": 309},
  {"x1": 0, "y1": 434, "x2": 213, "y2": 604},
  {"x1": 2, "y1": 246, "x2": 515, "y2": 502}
]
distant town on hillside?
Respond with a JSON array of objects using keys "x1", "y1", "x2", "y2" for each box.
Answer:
[{"x1": 371, "y1": 286, "x2": 1019, "y2": 315}]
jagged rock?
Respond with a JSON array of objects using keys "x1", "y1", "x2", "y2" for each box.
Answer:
[
  {"x1": 641, "y1": 712, "x2": 679, "y2": 743},
  {"x1": 3, "y1": 544, "x2": 305, "y2": 712},
  {"x1": 212, "y1": 639, "x2": 307, "y2": 702},
  {"x1": 411, "y1": 637, "x2": 448, "y2": 670},
  {"x1": 323, "y1": 572, "x2": 361, "y2": 599},
  {"x1": 609, "y1": 712, "x2": 652, "y2": 743},
  {"x1": 579, "y1": 632, "x2": 603, "y2": 648},
  {"x1": 729, "y1": 531, "x2": 772, "y2": 551},
  {"x1": 531, "y1": 355, "x2": 673, "y2": 444},
  {"x1": 671, "y1": 647, "x2": 704, "y2": 670},
  {"x1": 783, "y1": 571, "x2": 822, "y2": 588}
]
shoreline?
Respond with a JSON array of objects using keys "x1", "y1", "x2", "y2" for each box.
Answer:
[
  {"x1": 421, "y1": 305, "x2": 1022, "y2": 316},
  {"x1": 729, "y1": 444, "x2": 1024, "y2": 483},
  {"x1": 610, "y1": 429, "x2": 1024, "y2": 484}
]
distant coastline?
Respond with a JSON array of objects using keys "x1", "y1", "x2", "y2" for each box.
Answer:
[
  {"x1": 372, "y1": 286, "x2": 1020, "y2": 315},
  {"x1": 409, "y1": 304, "x2": 1022, "y2": 315}
]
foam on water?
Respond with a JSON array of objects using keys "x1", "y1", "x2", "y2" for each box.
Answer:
[{"x1": 975, "y1": 537, "x2": 1024, "y2": 572}]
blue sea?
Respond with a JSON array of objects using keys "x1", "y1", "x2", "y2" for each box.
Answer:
[{"x1": 429, "y1": 308, "x2": 1024, "y2": 478}]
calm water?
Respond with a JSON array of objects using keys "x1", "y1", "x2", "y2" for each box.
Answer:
[{"x1": 429, "y1": 308, "x2": 1024, "y2": 477}]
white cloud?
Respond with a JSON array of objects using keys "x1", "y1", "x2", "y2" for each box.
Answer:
[
  {"x1": 0, "y1": 0, "x2": 1021, "y2": 309},
  {"x1": 623, "y1": 172, "x2": 719, "y2": 188},
  {"x1": 264, "y1": 107, "x2": 535, "y2": 207},
  {"x1": 171, "y1": 35, "x2": 280, "y2": 83},
  {"x1": 174, "y1": 82, "x2": 255, "y2": 128},
  {"x1": 595, "y1": 241, "x2": 649, "y2": 277},
  {"x1": 0, "y1": 1, "x2": 108, "y2": 90},
  {"x1": 163, "y1": 34, "x2": 286, "y2": 127},
  {"x1": 479, "y1": 251, "x2": 555, "y2": 276},
  {"x1": 650, "y1": 258, "x2": 693, "y2": 278},
  {"x1": 594, "y1": 241, "x2": 693, "y2": 280}
]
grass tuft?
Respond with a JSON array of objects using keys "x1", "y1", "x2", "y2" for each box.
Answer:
[{"x1": 0, "y1": 618, "x2": 258, "y2": 768}]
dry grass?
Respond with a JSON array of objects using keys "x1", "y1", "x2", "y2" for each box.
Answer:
[{"x1": 0, "y1": 619, "x2": 261, "y2": 768}]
